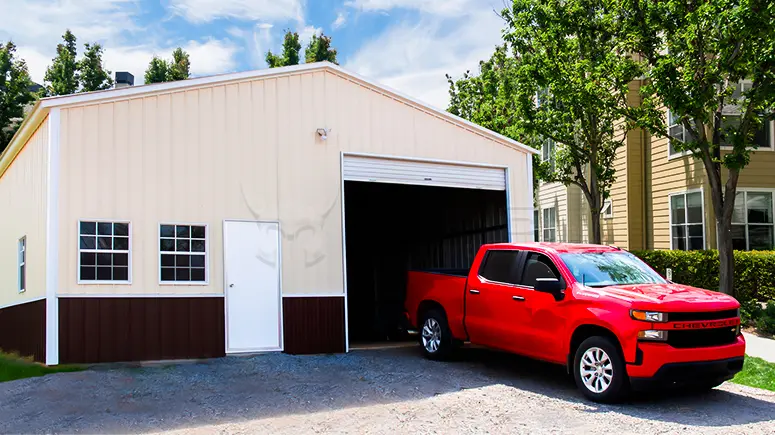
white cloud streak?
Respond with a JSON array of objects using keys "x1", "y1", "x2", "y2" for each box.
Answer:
[
  {"x1": 332, "y1": 12, "x2": 347, "y2": 29},
  {"x1": 167, "y1": 0, "x2": 304, "y2": 23}
]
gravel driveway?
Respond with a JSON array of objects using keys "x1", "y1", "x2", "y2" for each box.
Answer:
[{"x1": 1, "y1": 346, "x2": 774, "y2": 434}]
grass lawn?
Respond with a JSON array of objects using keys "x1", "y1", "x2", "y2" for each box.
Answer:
[
  {"x1": 0, "y1": 353, "x2": 82, "y2": 383},
  {"x1": 731, "y1": 355, "x2": 775, "y2": 392}
]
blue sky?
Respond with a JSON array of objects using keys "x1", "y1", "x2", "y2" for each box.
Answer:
[{"x1": 0, "y1": 0, "x2": 507, "y2": 108}]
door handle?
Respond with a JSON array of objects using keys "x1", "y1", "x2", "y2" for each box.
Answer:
[
  {"x1": 512, "y1": 295, "x2": 525, "y2": 301},
  {"x1": 469, "y1": 289, "x2": 480, "y2": 294}
]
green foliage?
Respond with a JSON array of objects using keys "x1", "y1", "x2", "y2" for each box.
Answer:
[
  {"x1": 144, "y1": 48, "x2": 190, "y2": 84},
  {"x1": 78, "y1": 43, "x2": 112, "y2": 92},
  {"x1": 168, "y1": 47, "x2": 190, "y2": 81},
  {"x1": 0, "y1": 41, "x2": 36, "y2": 154},
  {"x1": 0, "y1": 352, "x2": 81, "y2": 383},
  {"x1": 266, "y1": 31, "x2": 301, "y2": 68},
  {"x1": 732, "y1": 356, "x2": 775, "y2": 392},
  {"x1": 44, "y1": 30, "x2": 79, "y2": 96},
  {"x1": 631, "y1": 250, "x2": 775, "y2": 301},
  {"x1": 144, "y1": 56, "x2": 169, "y2": 84},
  {"x1": 304, "y1": 33, "x2": 338, "y2": 64}
]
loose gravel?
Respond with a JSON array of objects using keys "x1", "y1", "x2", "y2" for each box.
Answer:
[{"x1": 1, "y1": 346, "x2": 773, "y2": 434}]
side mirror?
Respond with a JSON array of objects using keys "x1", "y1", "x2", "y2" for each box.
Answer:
[{"x1": 535, "y1": 278, "x2": 565, "y2": 301}]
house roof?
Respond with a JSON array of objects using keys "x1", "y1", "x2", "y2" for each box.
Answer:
[{"x1": 0, "y1": 62, "x2": 536, "y2": 179}]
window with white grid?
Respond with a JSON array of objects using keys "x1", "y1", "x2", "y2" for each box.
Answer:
[
  {"x1": 159, "y1": 224, "x2": 208, "y2": 283},
  {"x1": 78, "y1": 221, "x2": 130, "y2": 283}
]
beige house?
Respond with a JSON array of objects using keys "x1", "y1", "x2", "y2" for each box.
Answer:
[
  {"x1": 536, "y1": 80, "x2": 775, "y2": 251},
  {"x1": 0, "y1": 62, "x2": 537, "y2": 365}
]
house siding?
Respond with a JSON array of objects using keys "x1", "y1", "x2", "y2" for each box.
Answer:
[
  {"x1": 537, "y1": 182, "x2": 569, "y2": 242},
  {"x1": 0, "y1": 117, "x2": 48, "y2": 308},
  {"x1": 56, "y1": 69, "x2": 532, "y2": 297}
]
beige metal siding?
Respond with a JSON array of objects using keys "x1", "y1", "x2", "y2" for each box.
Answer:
[
  {"x1": 57, "y1": 70, "x2": 531, "y2": 296},
  {"x1": 0, "y1": 117, "x2": 48, "y2": 306}
]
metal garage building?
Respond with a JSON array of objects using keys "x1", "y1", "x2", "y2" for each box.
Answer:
[{"x1": 0, "y1": 62, "x2": 537, "y2": 365}]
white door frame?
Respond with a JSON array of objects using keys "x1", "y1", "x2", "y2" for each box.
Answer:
[
  {"x1": 223, "y1": 219, "x2": 284, "y2": 354},
  {"x1": 339, "y1": 152, "x2": 514, "y2": 353}
]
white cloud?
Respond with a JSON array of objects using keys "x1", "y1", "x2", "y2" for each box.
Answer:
[
  {"x1": 167, "y1": 0, "x2": 303, "y2": 23},
  {"x1": 344, "y1": 1, "x2": 505, "y2": 108},
  {"x1": 299, "y1": 25, "x2": 322, "y2": 50},
  {"x1": 345, "y1": 0, "x2": 473, "y2": 15},
  {"x1": 332, "y1": 12, "x2": 347, "y2": 29}
]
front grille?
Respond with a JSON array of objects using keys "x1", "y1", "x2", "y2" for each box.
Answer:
[
  {"x1": 668, "y1": 309, "x2": 738, "y2": 321},
  {"x1": 667, "y1": 327, "x2": 738, "y2": 348}
]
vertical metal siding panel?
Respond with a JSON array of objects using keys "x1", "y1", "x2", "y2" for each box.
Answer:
[{"x1": 0, "y1": 300, "x2": 46, "y2": 362}]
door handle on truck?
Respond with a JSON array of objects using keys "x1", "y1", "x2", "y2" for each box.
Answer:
[
  {"x1": 469, "y1": 289, "x2": 480, "y2": 294},
  {"x1": 512, "y1": 295, "x2": 525, "y2": 301}
]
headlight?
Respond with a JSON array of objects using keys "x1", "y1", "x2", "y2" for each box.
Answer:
[
  {"x1": 631, "y1": 310, "x2": 667, "y2": 322},
  {"x1": 638, "y1": 330, "x2": 668, "y2": 341}
]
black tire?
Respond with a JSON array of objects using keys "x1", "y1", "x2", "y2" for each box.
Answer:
[
  {"x1": 419, "y1": 308, "x2": 453, "y2": 360},
  {"x1": 572, "y1": 336, "x2": 629, "y2": 403}
]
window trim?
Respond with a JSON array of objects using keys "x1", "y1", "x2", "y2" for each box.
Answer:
[
  {"x1": 668, "y1": 189, "x2": 706, "y2": 251},
  {"x1": 542, "y1": 206, "x2": 557, "y2": 242},
  {"x1": 720, "y1": 120, "x2": 774, "y2": 152},
  {"x1": 158, "y1": 222, "x2": 210, "y2": 286},
  {"x1": 601, "y1": 199, "x2": 613, "y2": 219},
  {"x1": 730, "y1": 188, "x2": 775, "y2": 251},
  {"x1": 666, "y1": 109, "x2": 693, "y2": 160},
  {"x1": 76, "y1": 219, "x2": 132, "y2": 285},
  {"x1": 18, "y1": 236, "x2": 26, "y2": 293}
]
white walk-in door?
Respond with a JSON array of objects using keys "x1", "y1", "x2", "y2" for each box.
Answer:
[{"x1": 224, "y1": 221, "x2": 282, "y2": 353}]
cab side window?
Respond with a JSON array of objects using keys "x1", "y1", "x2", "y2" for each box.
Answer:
[
  {"x1": 478, "y1": 250, "x2": 520, "y2": 285},
  {"x1": 520, "y1": 252, "x2": 562, "y2": 288}
]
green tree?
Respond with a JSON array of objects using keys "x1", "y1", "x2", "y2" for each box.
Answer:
[
  {"x1": 144, "y1": 56, "x2": 169, "y2": 84},
  {"x1": 0, "y1": 41, "x2": 36, "y2": 153},
  {"x1": 616, "y1": 0, "x2": 775, "y2": 295},
  {"x1": 44, "y1": 30, "x2": 79, "y2": 96},
  {"x1": 305, "y1": 33, "x2": 338, "y2": 64},
  {"x1": 168, "y1": 47, "x2": 190, "y2": 81},
  {"x1": 78, "y1": 43, "x2": 113, "y2": 92},
  {"x1": 454, "y1": 0, "x2": 639, "y2": 244},
  {"x1": 266, "y1": 30, "x2": 301, "y2": 68}
]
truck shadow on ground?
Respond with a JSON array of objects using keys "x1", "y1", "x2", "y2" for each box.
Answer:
[{"x1": 0, "y1": 346, "x2": 772, "y2": 433}]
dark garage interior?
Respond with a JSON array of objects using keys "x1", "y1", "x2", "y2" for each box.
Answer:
[{"x1": 344, "y1": 181, "x2": 509, "y2": 345}]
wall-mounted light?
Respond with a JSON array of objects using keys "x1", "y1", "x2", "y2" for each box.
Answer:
[{"x1": 316, "y1": 128, "x2": 331, "y2": 141}]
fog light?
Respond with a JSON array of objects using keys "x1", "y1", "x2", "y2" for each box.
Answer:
[{"x1": 638, "y1": 330, "x2": 668, "y2": 341}]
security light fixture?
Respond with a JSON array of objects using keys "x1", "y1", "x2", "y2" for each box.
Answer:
[{"x1": 316, "y1": 128, "x2": 331, "y2": 141}]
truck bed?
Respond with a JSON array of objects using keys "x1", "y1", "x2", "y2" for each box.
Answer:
[{"x1": 404, "y1": 270, "x2": 468, "y2": 340}]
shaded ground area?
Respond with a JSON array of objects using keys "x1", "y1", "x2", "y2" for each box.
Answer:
[{"x1": 1, "y1": 347, "x2": 774, "y2": 434}]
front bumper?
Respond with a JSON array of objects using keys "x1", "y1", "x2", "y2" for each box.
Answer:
[{"x1": 627, "y1": 335, "x2": 745, "y2": 389}]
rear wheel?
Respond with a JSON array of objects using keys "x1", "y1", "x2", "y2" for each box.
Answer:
[
  {"x1": 419, "y1": 309, "x2": 453, "y2": 360},
  {"x1": 573, "y1": 336, "x2": 629, "y2": 403}
]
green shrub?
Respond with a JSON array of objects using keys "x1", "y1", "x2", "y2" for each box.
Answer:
[{"x1": 631, "y1": 250, "x2": 775, "y2": 302}]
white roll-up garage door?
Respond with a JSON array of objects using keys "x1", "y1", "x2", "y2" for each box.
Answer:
[{"x1": 342, "y1": 155, "x2": 506, "y2": 191}]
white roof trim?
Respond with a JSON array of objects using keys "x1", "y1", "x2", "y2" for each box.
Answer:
[{"x1": 28, "y1": 61, "x2": 536, "y2": 154}]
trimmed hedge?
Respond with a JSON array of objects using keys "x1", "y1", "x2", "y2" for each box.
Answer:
[{"x1": 631, "y1": 250, "x2": 775, "y2": 302}]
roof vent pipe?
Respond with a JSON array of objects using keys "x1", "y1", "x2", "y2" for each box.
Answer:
[{"x1": 115, "y1": 72, "x2": 134, "y2": 89}]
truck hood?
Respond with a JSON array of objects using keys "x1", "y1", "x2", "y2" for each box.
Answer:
[{"x1": 588, "y1": 283, "x2": 739, "y2": 310}]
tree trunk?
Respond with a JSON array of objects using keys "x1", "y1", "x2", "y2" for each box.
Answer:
[
  {"x1": 589, "y1": 210, "x2": 602, "y2": 245},
  {"x1": 717, "y1": 221, "x2": 735, "y2": 295}
]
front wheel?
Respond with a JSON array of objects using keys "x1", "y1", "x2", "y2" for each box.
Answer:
[
  {"x1": 573, "y1": 336, "x2": 629, "y2": 403},
  {"x1": 419, "y1": 309, "x2": 453, "y2": 360}
]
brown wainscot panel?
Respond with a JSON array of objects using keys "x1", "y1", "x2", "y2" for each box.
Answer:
[
  {"x1": 283, "y1": 296, "x2": 346, "y2": 354},
  {"x1": 0, "y1": 298, "x2": 46, "y2": 362},
  {"x1": 59, "y1": 297, "x2": 225, "y2": 364}
]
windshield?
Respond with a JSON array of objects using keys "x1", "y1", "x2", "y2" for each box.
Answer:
[{"x1": 559, "y1": 252, "x2": 667, "y2": 287}]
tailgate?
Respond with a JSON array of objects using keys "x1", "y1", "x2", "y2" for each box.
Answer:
[{"x1": 404, "y1": 270, "x2": 467, "y2": 328}]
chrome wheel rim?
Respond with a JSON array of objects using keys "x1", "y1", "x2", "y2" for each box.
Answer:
[
  {"x1": 421, "y1": 318, "x2": 442, "y2": 353},
  {"x1": 580, "y1": 347, "x2": 613, "y2": 394}
]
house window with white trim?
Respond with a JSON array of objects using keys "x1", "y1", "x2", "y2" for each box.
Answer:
[
  {"x1": 670, "y1": 191, "x2": 704, "y2": 250},
  {"x1": 542, "y1": 138, "x2": 556, "y2": 173},
  {"x1": 542, "y1": 207, "x2": 557, "y2": 242},
  {"x1": 160, "y1": 224, "x2": 207, "y2": 283},
  {"x1": 601, "y1": 200, "x2": 613, "y2": 219},
  {"x1": 79, "y1": 221, "x2": 130, "y2": 282},
  {"x1": 668, "y1": 110, "x2": 696, "y2": 158},
  {"x1": 18, "y1": 237, "x2": 26, "y2": 293},
  {"x1": 732, "y1": 191, "x2": 774, "y2": 251},
  {"x1": 720, "y1": 81, "x2": 773, "y2": 150}
]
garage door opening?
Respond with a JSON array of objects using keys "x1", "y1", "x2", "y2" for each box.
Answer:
[{"x1": 344, "y1": 180, "x2": 509, "y2": 347}]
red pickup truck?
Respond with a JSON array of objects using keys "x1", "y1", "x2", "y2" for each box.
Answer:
[{"x1": 404, "y1": 243, "x2": 745, "y2": 402}]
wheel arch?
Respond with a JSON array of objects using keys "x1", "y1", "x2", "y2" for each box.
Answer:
[
  {"x1": 566, "y1": 323, "x2": 624, "y2": 373},
  {"x1": 416, "y1": 300, "x2": 447, "y2": 325}
]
